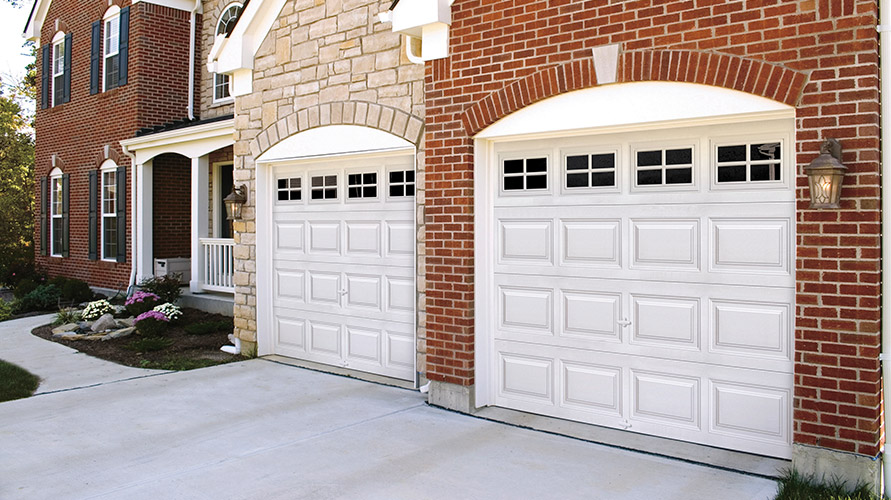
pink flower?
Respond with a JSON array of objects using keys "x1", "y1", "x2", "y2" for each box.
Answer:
[
  {"x1": 135, "y1": 310, "x2": 169, "y2": 323},
  {"x1": 126, "y1": 291, "x2": 160, "y2": 306}
]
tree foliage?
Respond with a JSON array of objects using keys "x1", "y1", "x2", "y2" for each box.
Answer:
[{"x1": 0, "y1": 80, "x2": 35, "y2": 286}]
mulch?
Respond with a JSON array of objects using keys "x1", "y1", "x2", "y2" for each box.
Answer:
[{"x1": 31, "y1": 308, "x2": 242, "y2": 369}]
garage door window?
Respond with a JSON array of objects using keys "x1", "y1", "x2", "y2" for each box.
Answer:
[
  {"x1": 277, "y1": 177, "x2": 302, "y2": 201},
  {"x1": 716, "y1": 142, "x2": 781, "y2": 183},
  {"x1": 348, "y1": 172, "x2": 378, "y2": 199},
  {"x1": 565, "y1": 152, "x2": 616, "y2": 189},
  {"x1": 389, "y1": 170, "x2": 415, "y2": 197},
  {"x1": 503, "y1": 157, "x2": 548, "y2": 191},
  {"x1": 635, "y1": 147, "x2": 693, "y2": 186},
  {"x1": 311, "y1": 175, "x2": 338, "y2": 200}
]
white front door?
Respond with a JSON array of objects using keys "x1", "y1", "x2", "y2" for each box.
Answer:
[
  {"x1": 270, "y1": 154, "x2": 417, "y2": 381},
  {"x1": 480, "y1": 119, "x2": 795, "y2": 458}
]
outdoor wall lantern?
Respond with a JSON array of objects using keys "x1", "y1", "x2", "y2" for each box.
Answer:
[
  {"x1": 224, "y1": 184, "x2": 247, "y2": 221},
  {"x1": 805, "y1": 138, "x2": 846, "y2": 209}
]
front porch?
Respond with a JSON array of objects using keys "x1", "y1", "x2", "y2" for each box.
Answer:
[{"x1": 121, "y1": 116, "x2": 237, "y2": 302}]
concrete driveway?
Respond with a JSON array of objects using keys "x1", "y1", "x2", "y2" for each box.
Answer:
[{"x1": 0, "y1": 316, "x2": 779, "y2": 499}]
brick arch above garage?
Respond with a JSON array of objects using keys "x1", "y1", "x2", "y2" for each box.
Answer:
[
  {"x1": 249, "y1": 101, "x2": 425, "y2": 159},
  {"x1": 460, "y1": 50, "x2": 809, "y2": 137}
]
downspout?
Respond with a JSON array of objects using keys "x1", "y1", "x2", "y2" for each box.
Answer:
[
  {"x1": 187, "y1": 0, "x2": 199, "y2": 120},
  {"x1": 880, "y1": 0, "x2": 890, "y2": 493},
  {"x1": 122, "y1": 144, "x2": 137, "y2": 295}
]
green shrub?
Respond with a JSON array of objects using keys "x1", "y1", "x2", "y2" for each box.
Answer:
[
  {"x1": 184, "y1": 319, "x2": 233, "y2": 335},
  {"x1": 138, "y1": 274, "x2": 183, "y2": 304},
  {"x1": 127, "y1": 336, "x2": 173, "y2": 352},
  {"x1": 125, "y1": 291, "x2": 161, "y2": 317},
  {"x1": 14, "y1": 284, "x2": 61, "y2": 313},
  {"x1": 0, "y1": 300, "x2": 12, "y2": 322},
  {"x1": 13, "y1": 278, "x2": 39, "y2": 299},
  {"x1": 53, "y1": 307, "x2": 81, "y2": 326},
  {"x1": 61, "y1": 279, "x2": 94, "y2": 303},
  {"x1": 774, "y1": 469, "x2": 879, "y2": 500}
]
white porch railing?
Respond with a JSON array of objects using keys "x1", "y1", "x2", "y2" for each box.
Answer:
[{"x1": 200, "y1": 238, "x2": 235, "y2": 292}]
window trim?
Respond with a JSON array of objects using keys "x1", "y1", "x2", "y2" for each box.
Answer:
[
  {"x1": 275, "y1": 174, "x2": 304, "y2": 204},
  {"x1": 308, "y1": 172, "x2": 340, "y2": 203},
  {"x1": 212, "y1": 3, "x2": 243, "y2": 103},
  {"x1": 560, "y1": 146, "x2": 620, "y2": 195},
  {"x1": 630, "y1": 140, "x2": 698, "y2": 192},
  {"x1": 102, "y1": 6, "x2": 121, "y2": 93},
  {"x1": 100, "y1": 161, "x2": 118, "y2": 261},
  {"x1": 49, "y1": 167, "x2": 63, "y2": 257},
  {"x1": 710, "y1": 136, "x2": 789, "y2": 191},
  {"x1": 345, "y1": 168, "x2": 380, "y2": 202},
  {"x1": 498, "y1": 152, "x2": 552, "y2": 196},
  {"x1": 51, "y1": 32, "x2": 65, "y2": 107}
]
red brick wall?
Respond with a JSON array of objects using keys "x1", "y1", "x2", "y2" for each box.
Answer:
[
  {"x1": 152, "y1": 153, "x2": 191, "y2": 259},
  {"x1": 425, "y1": 0, "x2": 882, "y2": 456},
  {"x1": 33, "y1": 0, "x2": 193, "y2": 289}
]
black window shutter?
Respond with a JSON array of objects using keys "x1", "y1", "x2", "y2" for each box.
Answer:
[
  {"x1": 62, "y1": 33, "x2": 72, "y2": 103},
  {"x1": 61, "y1": 174, "x2": 69, "y2": 257},
  {"x1": 116, "y1": 166, "x2": 126, "y2": 263},
  {"x1": 41, "y1": 44, "x2": 50, "y2": 109},
  {"x1": 88, "y1": 170, "x2": 98, "y2": 260},
  {"x1": 90, "y1": 20, "x2": 100, "y2": 95},
  {"x1": 39, "y1": 176, "x2": 47, "y2": 255},
  {"x1": 118, "y1": 7, "x2": 130, "y2": 87}
]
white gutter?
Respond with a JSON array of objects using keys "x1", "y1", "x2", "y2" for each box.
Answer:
[
  {"x1": 880, "y1": 0, "x2": 890, "y2": 493},
  {"x1": 122, "y1": 144, "x2": 138, "y2": 295}
]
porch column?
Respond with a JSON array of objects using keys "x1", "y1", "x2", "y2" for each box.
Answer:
[
  {"x1": 136, "y1": 159, "x2": 153, "y2": 283},
  {"x1": 190, "y1": 155, "x2": 209, "y2": 293}
]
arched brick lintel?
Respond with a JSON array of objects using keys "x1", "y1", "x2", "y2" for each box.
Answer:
[
  {"x1": 461, "y1": 50, "x2": 808, "y2": 136},
  {"x1": 251, "y1": 101, "x2": 425, "y2": 160}
]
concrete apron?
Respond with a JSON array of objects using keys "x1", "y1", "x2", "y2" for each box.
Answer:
[{"x1": 0, "y1": 358, "x2": 778, "y2": 499}]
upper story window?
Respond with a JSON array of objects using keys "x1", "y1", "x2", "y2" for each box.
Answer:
[
  {"x1": 52, "y1": 33, "x2": 65, "y2": 107},
  {"x1": 213, "y1": 3, "x2": 243, "y2": 102},
  {"x1": 104, "y1": 8, "x2": 120, "y2": 91},
  {"x1": 50, "y1": 168, "x2": 64, "y2": 257}
]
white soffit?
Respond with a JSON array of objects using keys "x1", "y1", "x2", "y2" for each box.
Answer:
[
  {"x1": 476, "y1": 82, "x2": 795, "y2": 140},
  {"x1": 257, "y1": 125, "x2": 414, "y2": 163}
]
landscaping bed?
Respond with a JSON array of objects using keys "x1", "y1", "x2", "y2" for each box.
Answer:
[{"x1": 32, "y1": 308, "x2": 243, "y2": 371}]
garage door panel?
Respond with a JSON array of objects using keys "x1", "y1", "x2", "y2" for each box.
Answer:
[
  {"x1": 631, "y1": 294, "x2": 700, "y2": 350},
  {"x1": 561, "y1": 290, "x2": 621, "y2": 341},
  {"x1": 498, "y1": 219, "x2": 553, "y2": 264},
  {"x1": 711, "y1": 380, "x2": 789, "y2": 443},
  {"x1": 345, "y1": 221, "x2": 381, "y2": 256},
  {"x1": 499, "y1": 286, "x2": 554, "y2": 334},
  {"x1": 711, "y1": 299, "x2": 791, "y2": 361},
  {"x1": 275, "y1": 316, "x2": 306, "y2": 351},
  {"x1": 710, "y1": 218, "x2": 790, "y2": 274},
  {"x1": 346, "y1": 326, "x2": 381, "y2": 362},
  {"x1": 308, "y1": 271, "x2": 341, "y2": 305},
  {"x1": 386, "y1": 276, "x2": 415, "y2": 313},
  {"x1": 631, "y1": 369, "x2": 700, "y2": 429},
  {"x1": 275, "y1": 222, "x2": 305, "y2": 254},
  {"x1": 275, "y1": 270, "x2": 305, "y2": 301},
  {"x1": 559, "y1": 219, "x2": 622, "y2": 268},
  {"x1": 308, "y1": 222, "x2": 341, "y2": 254},
  {"x1": 345, "y1": 274, "x2": 381, "y2": 310},
  {"x1": 562, "y1": 361, "x2": 623, "y2": 416},
  {"x1": 631, "y1": 219, "x2": 700, "y2": 270},
  {"x1": 309, "y1": 320, "x2": 341, "y2": 355},
  {"x1": 386, "y1": 221, "x2": 415, "y2": 256},
  {"x1": 500, "y1": 353, "x2": 554, "y2": 402}
]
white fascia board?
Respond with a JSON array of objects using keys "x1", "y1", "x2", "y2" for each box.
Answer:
[
  {"x1": 120, "y1": 119, "x2": 234, "y2": 164},
  {"x1": 390, "y1": 0, "x2": 451, "y2": 37},
  {"x1": 132, "y1": 0, "x2": 198, "y2": 14},
  {"x1": 24, "y1": 0, "x2": 52, "y2": 44},
  {"x1": 213, "y1": 0, "x2": 286, "y2": 73}
]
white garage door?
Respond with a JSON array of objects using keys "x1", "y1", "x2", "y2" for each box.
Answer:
[
  {"x1": 483, "y1": 120, "x2": 795, "y2": 458},
  {"x1": 271, "y1": 154, "x2": 416, "y2": 381}
]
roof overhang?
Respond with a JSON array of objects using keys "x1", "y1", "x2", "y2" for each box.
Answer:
[
  {"x1": 25, "y1": 0, "x2": 199, "y2": 44},
  {"x1": 120, "y1": 118, "x2": 234, "y2": 165},
  {"x1": 206, "y1": 0, "x2": 287, "y2": 97}
]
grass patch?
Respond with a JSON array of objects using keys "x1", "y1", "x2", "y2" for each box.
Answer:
[
  {"x1": 0, "y1": 360, "x2": 40, "y2": 402},
  {"x1": 127, "y1": 336, "x2": 174, "y2": 352},
  {"x1": 774, "y1": 469, "x2": 881, "y2": 500},
  {"x1": 184, "y1": 320, "x2": 233, "y2": 336}
]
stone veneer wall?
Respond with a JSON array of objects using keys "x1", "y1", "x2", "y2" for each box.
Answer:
[{"x1": 230, "y1": 0, "x2": 426, "y2": 374}]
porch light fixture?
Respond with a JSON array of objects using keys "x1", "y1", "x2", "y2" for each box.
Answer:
[
  {"x1": 224, "y1": 184, "x2": 247, "y2": 221},
  {"x1": 805, "y1": 138, "x2": 846, "y2": 209}
]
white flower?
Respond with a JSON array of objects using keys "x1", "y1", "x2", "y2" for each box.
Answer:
[
  {"x1": 153, "y1": 302, "x2": 182, "y2": 321},
  {"x1": 82, "y1": 299, "x2": 114, "y2": 321}
]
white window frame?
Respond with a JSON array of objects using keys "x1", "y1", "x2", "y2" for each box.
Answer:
[
  {"x1": 100, "y1": 160, "x2": 118, "y2": 261},
  {"x1": 560, "y1": 145, "x2": 621, "y2": 195},
  {"x1": 102, "y1": 6, "x2": 121, "y2": 93},
  {"x1": 385, "y1": 166, "x2": 416, "y2": 200},
  {"x1": 630, "y1": 140, "x2": 698, "y2": 192},
  {"x1": 49, "y1": 167, "x2": 63, "y2": 257},
  {"x1": 275, "y1": 174, "x2": 304, "y2": 204},
  {"x1": 309, "y1": 172, "x2": 340, "y2": 203},
  {"x1": 213, "y1": 3, "x2": 242, "y2": 104},
  {"x1": 497, "y1": 151, "x2": 552, "y2": 197},
  {"x1": 709, "y1": 135, "x2": 790, "y2": 191},
  {"x1": 345, "y1": 168, "x2": 380, "y2": 202},
  {"x1": 51, "y1": 31, "x2": 65, "y2": 107}
]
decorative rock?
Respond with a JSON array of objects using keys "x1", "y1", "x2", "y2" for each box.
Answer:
[
  {"x1": 51, "y1": 323, "x2": 79, "y2": 335},
  {"x1": 59, "y1": 333, "x2": 83, "y2": 340},
  {"x1": 91, "y1": 314, "x2": 117, "y2": 333},
  {"x1": 118, "y1": 317, "x2": 136, "y2": 327},
  {"x1": 102, "y1": 327, "x2": 136, "y2": 340},
  {"x1": 82, "y1": 334, "x2": 107, "y2": 341},
  {"x1": 78, "y1": 321, "x2": 93, "y2": 330}
]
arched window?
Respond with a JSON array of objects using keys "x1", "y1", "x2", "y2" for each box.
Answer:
[
  {"x1": 51, "y1": 31, "x2": 66, "y2": 106},
  {"x1": 213, "y1": 3, "x2": 242, "y2": 102},
  {"x1": 49, "y1": 167, "x2": 64, "y2": 256}
]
